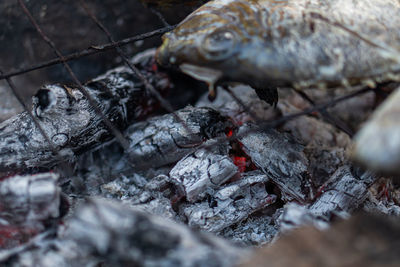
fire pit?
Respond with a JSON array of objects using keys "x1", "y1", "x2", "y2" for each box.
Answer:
[{"x1": 0, "y1": 1, "x2": 399, "y2": 266}]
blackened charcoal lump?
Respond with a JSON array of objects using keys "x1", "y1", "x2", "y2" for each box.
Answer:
[
  {"x1": 309, "y1": 166, "x2": 377, "y2": 220},
  {"x1": 0, "y1": 173, "x2": 61, "y2": 225},
  {"x1": 126, "y1": 106, "x2": 232, "y2": 169},
  {"x1": 0, "y1": 51, "x2": 171, "y2": 173},
  {"x1": 181, "y1": 171, "x2": 277, "y2": 233},
  {"x1": 0, "y1": 173, "x2": 61, "y2": 250},
  {"x1": 219, "y1": 213, "x2": 279, "y2": 246},
  {"x1": 238, "y1": 123, "x2": 310, "y2": 202}
]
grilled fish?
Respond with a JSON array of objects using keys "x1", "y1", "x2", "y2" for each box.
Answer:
[{"x1": 156, "y1": 0, "x2": 400, "y2": 98}]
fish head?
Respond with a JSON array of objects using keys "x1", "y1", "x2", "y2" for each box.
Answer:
[{"x1": 156, "y1": 0, "x2": 273, "y2": 92}]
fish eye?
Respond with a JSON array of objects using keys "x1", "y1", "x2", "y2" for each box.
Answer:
[{"x1": 201, "y1": 30, "x2": 236, "y2": 60}]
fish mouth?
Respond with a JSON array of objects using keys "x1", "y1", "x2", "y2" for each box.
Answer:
[{"x1": 179, "y1": 63, "x2": 223, "y2": 98}]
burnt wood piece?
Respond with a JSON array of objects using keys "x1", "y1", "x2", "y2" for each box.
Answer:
[
  {"x1": 308, "y1": 166, "x2": 376, "y2": 220},
  {"x1": 182, "y1": 171, "x2": 277, "y2": 233},
  {"x1": 0, "y1": 52, "x2": 171, "y2": 173},
  {"x1": 125, "y1": 105, "x2": 232, "y2": 170},
  {"x1": 0, "y1": 172, "x2": 60, "y2": 225},
  {"x1": 238, "y1": 123, "x2": 310, "y2": 202},
  {"x1": 169, "y1": 139, "x2": 238, "y2": 202}
]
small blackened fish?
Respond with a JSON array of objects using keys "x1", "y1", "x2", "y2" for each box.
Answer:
[{"x1": 157, "y1": 0, "x2": 400, "y2": 98}]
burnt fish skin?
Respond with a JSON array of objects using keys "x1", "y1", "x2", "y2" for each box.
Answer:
[{"x1": 156, "y1": 0, "x2": 400, "y2": 96}]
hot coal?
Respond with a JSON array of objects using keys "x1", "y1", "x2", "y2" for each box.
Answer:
[{"x1": 0, "y1": 50, "x2": 399, "y2": 266}]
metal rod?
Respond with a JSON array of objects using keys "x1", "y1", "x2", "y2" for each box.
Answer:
[
  {"x1": 0, "y1": 26, "x2": 175, "y2": 81},
  {"x1": 79, "y1": 0, "x2": 193, "y2": 134},
  {"x1": 293, "y1": 88, "x2": 354, "y2": 137},
  {"x1": 262, "y1": 86, "x2": 373, "y2": 129}
]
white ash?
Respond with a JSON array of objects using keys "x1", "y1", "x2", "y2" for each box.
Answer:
[
  {"x1": 182, "y1": 171, "x2": 277, "y2": 233},
  {"x1": 65, "y1": 198, "x2": 246, "y2": 267},
  {"x1": 219, "y1": 213, "x2": 279, "y2": 246},
  {"x1": 170, "y1": 139, "x2": 238, "y2": 202},
  {"x1": 362, "y1": 191, "x2": 400, "y2": 217}
]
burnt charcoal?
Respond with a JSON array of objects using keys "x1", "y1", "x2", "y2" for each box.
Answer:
[
  {"x1": 363, "y1": 191, "x2": 400, "y2": 217},
  {"x1": 125, "y1": 106, "x2": 232, "y2": 169},
  {"x1": 0, "y1": 50, "x2": 171, "y2": 174},
  {"x1": 169, "y1": 139, "x2": 238, "y2": 202},
  {"x1": 0, "y1": 173, "x2": 60, "y2": 225},
  {"x1": 65, "y1": 198, "x2": 245, "y2": 267},
  {"x1": 305, "y1": 147, "x2": 348, "y2": 189},
  {"x1": 0, "y1": 173, "x2": 61, "y2": 249},
  {"x1": 308, "y1": 166, "x2": 377, "y2": 220},
  {"x1": 182, "y1": 171, "x2": 277, "y2": 233},
  {"x1": 219, "y1": 213, "x2": 279, "y2": 246},
  {"x1": 238, "y1": 123, "x2": 310, "y2": 202}
]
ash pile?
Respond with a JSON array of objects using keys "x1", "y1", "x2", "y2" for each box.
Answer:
[
  {"x1": 1, "y1": 48, "x2": 399, "y2": 266},
  {"x1": 1, "y1": 1, "x2": 400, "y2": 267}
]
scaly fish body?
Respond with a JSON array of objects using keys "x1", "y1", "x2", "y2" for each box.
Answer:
[{"x1": 157, "y1": 0, "x2": 400, "y2": 91}]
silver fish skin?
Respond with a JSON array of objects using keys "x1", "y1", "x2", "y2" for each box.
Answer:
[{"x1": 157, "y1": 0, "x2": 400, "y2": 90}]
